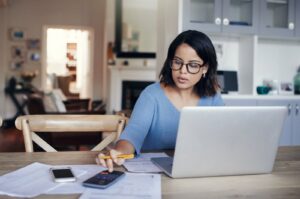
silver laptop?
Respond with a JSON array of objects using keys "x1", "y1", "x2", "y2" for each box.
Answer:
[{"x1": 151, "y1": 106, "x2": 287, "y2": 178}]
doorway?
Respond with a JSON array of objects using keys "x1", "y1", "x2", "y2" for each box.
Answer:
[{"x1": 42, "y1": 26, "x2": 94, "y2": 99}]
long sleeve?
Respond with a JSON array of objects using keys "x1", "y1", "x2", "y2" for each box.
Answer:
[{"x1": 119, "y1": 89, "x2": 156, "y2": 154}]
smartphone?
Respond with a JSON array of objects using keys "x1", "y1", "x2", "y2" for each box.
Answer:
[
  {"x1": 82, "y1": 170, "x2": 125, "y2": 189},
  {"x1": 50, "y1": 167, "x2": 76, "y2": 183}
]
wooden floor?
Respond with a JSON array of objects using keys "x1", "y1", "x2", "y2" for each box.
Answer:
[{"x1": 0, "y1": 127, "x2": 25, "y2": 152}]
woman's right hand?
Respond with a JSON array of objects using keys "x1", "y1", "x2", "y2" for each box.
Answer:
[{"x1": 96, "y1": 149, "x2": 126, "y2": 172}]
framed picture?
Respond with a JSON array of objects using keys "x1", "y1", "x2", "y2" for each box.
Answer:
[
  {"x1": 26, "y1": 39, "x2": 41, "y2": 50},
  {"x1": 9, "y1": 28, "x2": 26, "y2": 41},
  {"x1": 279, "y1": 82, "x2": 294, "y2": 95},
  {"x1": 11, "y1": 46, "x2": 26, "y2": 59},
  {"x1": 10, "y1": 59, "x2": 24, "y2": 70},
  {"x1": 27, "y1": 51, "x2": 41, "y2": 62}
]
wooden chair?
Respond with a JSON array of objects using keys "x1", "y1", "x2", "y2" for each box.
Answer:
[{"x1": 15, "y1": 115, "x2": 126, "y2": 152}]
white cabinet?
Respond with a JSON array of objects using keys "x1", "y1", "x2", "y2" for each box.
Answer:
[
  {"x1": 223, "y1": 96, "x2": 300, "y2": 146},
  {"x1": 181, "y1": 0, "x2": 299, "y2": 38},
  {"x1": 292, "y1": 102, "x2": 300, "y2": 145},
  {"x1": 256, "y1": 99, "x2": 293, "y2": 146},
  {"x1": 297, "y1": 0, "x2": 300, "y2": 37},
  {"x1": 257, "y1": 99, "x2": 300, "y2": 146},
  {"x1": 259, "y1": 0, "x2": 297, "y2": 37},
  {"x1": 181, "y1": 0, "x2": 259, "y2": 34}
]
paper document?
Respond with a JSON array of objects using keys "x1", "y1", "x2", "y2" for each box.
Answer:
[
  {"x1": 123, "y1": 152, "x2": 169, "y2": 173},
  {"x1": 46, "y1": 165, "x2": 106, "y2": 195},
  {"x1": 80, "y1": 173, "x2": 161, "y2": 199},
  {"x1": 0, "y1": 162, "x2": 84, "y2": 197},
  {"x1": 0, "y1": 162, "x2": 161, "y2": 198}
]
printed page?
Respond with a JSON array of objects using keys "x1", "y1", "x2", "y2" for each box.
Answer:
[
  {"x1": 123, "y1": 152, "x2": 169, "y2": 173},
  {"x1": 79, "y1": 173, "x2": 161, "y2": 199},
  {"x1": 46, "y1": 164, "x2": 106, "y2": 194},
  {"x1": 0, "y1": 162, "x2": 86, "y2": 197}
]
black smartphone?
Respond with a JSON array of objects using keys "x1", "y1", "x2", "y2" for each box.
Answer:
[
  {"x1": 50, "y1": 167, "x2": 76, "y2": 183},
  {"x1": 82, "y1": 170, "x2": 125, "y2": 189}
]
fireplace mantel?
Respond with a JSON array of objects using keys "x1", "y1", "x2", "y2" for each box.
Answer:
[{"x1": 108, "y1": 66, "x2": 156, "y2": 113}]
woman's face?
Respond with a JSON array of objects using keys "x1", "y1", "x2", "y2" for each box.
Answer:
[{"x1": 171, "y1": 43, "x2": 207, "y2": 91}]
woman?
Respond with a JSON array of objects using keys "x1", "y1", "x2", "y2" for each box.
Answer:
[{"x1": 97, "y1": 30, "x2": 224, "y2": 171}]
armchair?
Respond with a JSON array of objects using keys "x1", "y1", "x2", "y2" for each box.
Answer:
[
  {"x1": 26, "y1": 92, "x2": 105, "y2": 115},
  {"x1": 57, "y1": 75, "x2": 79, "y2": 99}
]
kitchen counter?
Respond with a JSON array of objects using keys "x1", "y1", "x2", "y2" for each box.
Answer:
[{"x1": 222, "y1": 94, "x2": 300, "y2": 100}]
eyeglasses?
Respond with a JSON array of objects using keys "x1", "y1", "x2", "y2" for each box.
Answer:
[{"x1": 170, "y1": 58, "x2": 204, "y2": 74}]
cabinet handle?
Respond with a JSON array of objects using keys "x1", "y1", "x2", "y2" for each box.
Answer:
[
  {"x1": 288, "y1": 104, "x2": 292, "y2": 115},
  {"x1": 288, "y1": 22, "x2": 294, "y2": 30},
  {"x1": 296, "y1": 104, "x2": 299, "y2": 115},
  {"x1": 215, "y1": 18, "x2": 221, "y2": 25},
  {"x1": 223, "y1": 18, "x2": 229, "y2": 26}
]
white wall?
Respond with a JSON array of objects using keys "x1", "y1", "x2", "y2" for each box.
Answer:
[
  {"x1": 209, "y1": 35, "x2": 240, "y2": 71},
  {"x1": 156, "y1": 0, "x2": 180, "y2": 78},
  {"x1": 254, "y1": 39, "x2": 300, "y2": 92},
  {"x1": 0, "y1": 0, "x2": 106, "y2": 118},
  {"x1": 0, "y1": 7, "x2": 7, "y2": 116}
]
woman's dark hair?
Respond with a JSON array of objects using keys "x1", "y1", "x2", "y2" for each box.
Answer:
[{"x1": 159, "y1": 30, "x2": 219, "y2": 97}]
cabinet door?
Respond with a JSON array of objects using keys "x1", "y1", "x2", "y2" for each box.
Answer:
[
  {"x1": 222, "y1": 0, "x2": 259, "y2": 34},
  {"x1": 259, "y1": 0, "x2": 296, "y2": 37},
  {"x1": 296, "y1": 0, "x2": 300, "y2": 37},
  {"x1": 292, "y1": 102, "x2": 300, "y2": 145},
  {"x1": 182, "y1": 0, "x2": 222, "y2": 32},
  {"x1": 257, "y1": 99, "x2": 293, "y2": 146}
]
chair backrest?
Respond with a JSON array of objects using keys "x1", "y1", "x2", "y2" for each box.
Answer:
[{"x1": 15, "y1": 115, "x2": 126, "y2": 152}]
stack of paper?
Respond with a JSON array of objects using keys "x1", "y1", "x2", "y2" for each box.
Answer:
[
  {"x1": 0, "y1": 162, "x2": 84, "y2": 197},
  {"x1": 0, "y1": 155, "x2": 163, "y2": 199}
]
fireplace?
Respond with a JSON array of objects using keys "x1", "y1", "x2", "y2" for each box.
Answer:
[
  {"x1": 108, "y1": 66, "x2": 156, "y2": 113},
  {"x1": 122, "y1": 81, "x2": 154, "y2": 110}
]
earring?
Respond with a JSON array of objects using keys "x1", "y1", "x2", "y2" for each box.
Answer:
[{"x1": 203, "y1": 73, "x2": 206, "y2": 78}]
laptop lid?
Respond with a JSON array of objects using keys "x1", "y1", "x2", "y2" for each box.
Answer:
[{"x1": 167, "y1": 106, "x2": 287, "y2": 178}]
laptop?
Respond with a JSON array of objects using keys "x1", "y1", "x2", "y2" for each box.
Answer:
[{"x1": 151, "y1": 106, "x2": 287, "y2": 178}]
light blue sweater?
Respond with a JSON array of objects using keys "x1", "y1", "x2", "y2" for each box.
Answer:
[{"x1": 119, "y1": 82, "x2": 224, "y2": 154}]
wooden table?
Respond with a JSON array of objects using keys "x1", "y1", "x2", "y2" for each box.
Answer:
[{"x1": 0, "y1": 146, "x2": 300, "y2": 199}]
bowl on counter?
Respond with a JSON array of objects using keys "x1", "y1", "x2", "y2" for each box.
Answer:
[{"x1": 256, "y1": 86, "x2": 270, "y2": 95}]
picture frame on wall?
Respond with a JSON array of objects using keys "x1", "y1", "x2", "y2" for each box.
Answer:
[
  {"x1": 10, "y1": 59, "x2": 24, "y2": 70},
  {"x1": 26, "y1": 39, "x2": 41, "y2": 50},
  {"x1": 279, "y1": 82, "x2": 294, "y2": 95},
  {"x1": 11, "y1": 45, "x2": 26, "y2": 59},
  {"x1": 27, "y1": 50, "x2": 41, "y2": 62},
  {"x1": 9, "y1": 28, "x2": 26, "y2": 41}
]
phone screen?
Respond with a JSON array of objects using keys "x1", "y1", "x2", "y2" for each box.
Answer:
[
  {"x1": 52, "y1": 169, "x2": 74, "y2": 178},
  {"x1": 83, "y1": 170, "x2": 125, "y2": 189},
  {"x1": 50, "y1": 168, "x2": 76, "y2": 182}
]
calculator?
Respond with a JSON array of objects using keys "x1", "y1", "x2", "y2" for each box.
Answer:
[{"x1": 82, "y1": 170, "x2": 125, "y2": 189}]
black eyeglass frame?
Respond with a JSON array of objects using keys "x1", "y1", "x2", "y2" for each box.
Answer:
[{"x1": 170, "y1": 59, "x2": 205, "y2": 74}]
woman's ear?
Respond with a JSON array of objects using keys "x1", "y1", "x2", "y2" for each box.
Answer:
[{"x1": 202, "y1": 65, "x2": 208, "y2": 75}]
